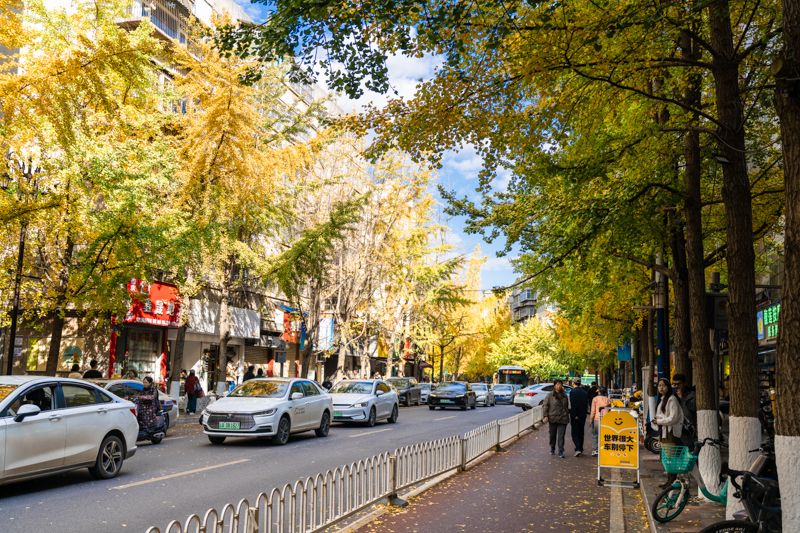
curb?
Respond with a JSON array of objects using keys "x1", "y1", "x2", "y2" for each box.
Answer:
[{"x1": 638, "y1": 475, "x2": 659, "y2": 533}]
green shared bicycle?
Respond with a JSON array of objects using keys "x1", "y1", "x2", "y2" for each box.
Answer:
[{"x1": 651, "y1": 438, "x2": 728, "y2": 523}]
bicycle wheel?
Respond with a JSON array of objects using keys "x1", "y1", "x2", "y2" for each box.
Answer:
[
  {"x1": 651, "y1": 484, "x2": 689, "y2": 523},
  {"x1": 699, "y1": 520, "x2": 759, "y2": 533}
]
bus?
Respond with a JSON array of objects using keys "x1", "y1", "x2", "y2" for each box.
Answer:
[{"x1": 495, "y1": 365, "x2": 529, "y2": 387}]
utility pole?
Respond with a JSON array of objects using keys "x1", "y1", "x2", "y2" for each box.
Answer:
[{"x1": 5, "y1": 221, "x2": 27, "y2": 375}]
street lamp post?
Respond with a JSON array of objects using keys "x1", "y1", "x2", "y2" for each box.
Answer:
[{"x1": 4, "y1": 221, "x2": 27, "y2": 375}]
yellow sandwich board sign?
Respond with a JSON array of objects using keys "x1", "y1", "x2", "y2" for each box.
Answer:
[{"x1": 597, "y1": 408, "x2": 640, "y2": 488}]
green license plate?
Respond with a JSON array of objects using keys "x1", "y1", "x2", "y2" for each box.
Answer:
[
  {"x1": 440, "y1": 399, "x2": 452, "y2": 404},
  {"x1": 218, "y1": 421, "x2": 240, "y2": 430},
  {"x1": 334, "y1": 411, "x2": 343, "y2": 417}
]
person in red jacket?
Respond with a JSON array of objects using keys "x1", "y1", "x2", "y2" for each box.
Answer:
[{"x1": 184, "y1": 369, "x2": 203, "y2": 414}]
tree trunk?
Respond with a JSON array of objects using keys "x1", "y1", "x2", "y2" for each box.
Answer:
[
  {"x1": 217, "y1": 275, "x2": 231, "y2": 395},
  {"x1": 336, "y1": 341, "x2": 346, "y2": 380},
  {"x1": 708, "y1": 1, "x2": 761, "y2": 516},
  {"x1": 669, "y1": 214, "x2": 691, "y2": 380},
  {"x1": 774, "y1": 0, "x2": 800, "y2": 527},
  {"x1": 46, "y1": 238, "x2": 74, "y2": 376}
]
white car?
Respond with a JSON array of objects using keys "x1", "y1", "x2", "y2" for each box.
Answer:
[
  {"x1": 91, "y1": 379, "x2": 179, "y2": 430},
  {"x1": 201, "y1": 378, "x2": 332, "y2": 445},
  {"x1": 419, "y1": 383, "x2": 432, "y2": 404},
  {"x1": 0, "y1": 376, "x2": 138, "y2": 485},
  {"x1": 328, "y1": 380, "x2": 399, "y2": 426},
  {"x1": 513, "y1": 383, "x2": 573, "y2": 410}
]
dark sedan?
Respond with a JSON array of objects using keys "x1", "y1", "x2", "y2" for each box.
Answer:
[
  {"x1": 427, "y1": 382, "x2": 477, "y2": 410},
  {"x1": 386, "y1": 377, "x2": 422, "y2": 406}
]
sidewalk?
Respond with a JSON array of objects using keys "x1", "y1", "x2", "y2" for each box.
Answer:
[{"x1": 355, "y1": 423, "x2": 649, "y2": 533}]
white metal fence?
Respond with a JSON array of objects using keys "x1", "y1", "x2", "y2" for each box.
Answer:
[{"x1": 146, "y1": 406, "x2": 543, "y2": 533}]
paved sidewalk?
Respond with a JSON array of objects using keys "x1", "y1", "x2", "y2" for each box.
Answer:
[{"x1": 356, "y1": 422, "x2": 649, "y2": 533}]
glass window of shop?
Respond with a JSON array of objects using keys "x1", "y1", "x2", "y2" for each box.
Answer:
[{"x1": 124, "y1": 329, "x2": 162, "y2": 378}]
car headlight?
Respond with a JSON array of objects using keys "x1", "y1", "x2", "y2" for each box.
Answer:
[
  {"x1": 252, "y1": 409, "x2": 277, "y2": 416},
  {"x1": 350, "y1": 402, "x2": 369, "y2": 408}
]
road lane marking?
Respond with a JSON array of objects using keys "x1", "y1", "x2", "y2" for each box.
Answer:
[
  {"x1": 349, "y1": 428, "x2": 393, "y2": 438},
  {"x1": 434, "y1": 416, "x2": 457, "y2": 421},
  {"x1": 110, "y1": 459, "x2": 250, "y2": 490}
]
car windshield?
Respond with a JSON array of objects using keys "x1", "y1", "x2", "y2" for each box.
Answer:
[
  {"x1": 471, "y1": 384, "x2": 488, "y2": 391},
  {"x1": 494, "y1": 385, "x2": 513, "y2": 392},
  {"x1": 420, "y1": 383, "x2": 431, "y2": 390},
  {"x1": 387, "y1": 379, "x2": 411, "y2": 388},
  {"x1": 330, "y1": 381, "x2": 374, "y2": 394},
  {"x1": 0, "y1": 384, "x2": 20, "y2": 403},
  {"x1": 436, "y1": 383, "x2": 466, "y2": 392},
  {"x1": 229, "y1": 380, "x2": 289, "y2": 398}
]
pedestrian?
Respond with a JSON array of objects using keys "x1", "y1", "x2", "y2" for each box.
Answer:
[
  {"x1": 124, "y1": 368, "x2": 138, "y2": 379},
  {"x1": 542, "y1": 379, "x2": 570, "y2": 458},
  {"x1": 569, "y1": 377, "x2": 589, "y2": 456},
  {"x1": 243, "y1": 365, "x2": 256, "y2": 382},
  {"x1": 671, "y1": 373, "x2": 697, "y2": 444},
  {"x1": 590, "y1": 387, "x2": 612, "y2": 456},
  {"x1": 184, "y1": 369, "x2": 203, "y2": 414},
  {"x1": 68, "y1": 364, "x2": 82, "y2": 379},
  {"x1": 588, "y1": 381, "x2": 598, "y2": 404},
  {"x1": 82, "y1": 359, "x2": 103, "y2": 379},
  {"x1": 256, "y1": 368, "x2": 264, "y2": 378},
  {"x1": 654, "y1": 377, "x2": 684, "y2": 488}
]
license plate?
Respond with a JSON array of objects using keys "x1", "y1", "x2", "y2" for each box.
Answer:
[
  {"x1": 440, "y1": 399, "x2": 453, "y2": 404},
  {"x1": 218, "y1": 421, "x2": 240, "y2": 430},
  {"x1": 334, "y1": 411, "x2": 343, "y2": 417}
]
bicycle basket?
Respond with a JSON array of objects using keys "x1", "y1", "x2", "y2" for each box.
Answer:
[{"x1": 661, "y1": 445, "x2": 696, "y2": 474}]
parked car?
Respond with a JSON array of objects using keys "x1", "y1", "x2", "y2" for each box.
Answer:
[
  {"x1": 90, "y1": 379, "x2": 178, "y2": 430},
  {"x1": 513, "y1": 383, "x2": 573, "y2": 410},
  {"x1": 427, "y1": 382, "x2": 477, "y2": 410},
  {"x1": 419, "y1": 383, "x2": 433, "y2": 404},
  {"x1": 492, "y1": 384, "x2": 516, "y2": 404},
  {"x1": 470, "y1": 383, "x2": 495, "y2": 406},
  {"x1": 328, "y1": 380, "x2": 399, "y2": 426},
  {"x1": 201, "y1": 378, "x2": 332, "y2": 445},
  {"x1": 386, "y1": 377, "x2": 422, "y2": 406},
  {"x1": 0, "y1": 376, "x2": 138, "y2": 485}
]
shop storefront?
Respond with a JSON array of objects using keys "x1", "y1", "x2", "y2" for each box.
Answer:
[{"x1": 117, "y1": 279, "x2": 182, "y2": 382}]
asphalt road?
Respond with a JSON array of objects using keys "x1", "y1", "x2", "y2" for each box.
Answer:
[{"x1": 0, "y1": 403, "x2": 521, "y2": 532}]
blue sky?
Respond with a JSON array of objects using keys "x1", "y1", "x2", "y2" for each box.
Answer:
[{"x1": 233, "y1": 1, "x2": 519, "y2": 290}]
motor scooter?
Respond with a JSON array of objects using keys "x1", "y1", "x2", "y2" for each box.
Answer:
[{"x1": 135, "y1": 394, "x2": 167, "y2": 444}]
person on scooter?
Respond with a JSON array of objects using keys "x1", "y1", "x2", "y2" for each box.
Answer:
[{"x1": 136, "y1": 377, "x2": 164, "y2": 439}]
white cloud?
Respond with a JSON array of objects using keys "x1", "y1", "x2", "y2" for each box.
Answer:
[
  {"x1": 483, "y1": 256, "x2": 515, "y2": 272},
  {"x1": 442, "y1": 145, "x2": 483, "y2": 178}
]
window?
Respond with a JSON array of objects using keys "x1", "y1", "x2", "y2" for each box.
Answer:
[
  {"x1": 98, "y1": 391, "x2": 114, "y2": 403},
  {"x1": 377, "y1": 383, "x2": 391, "y2": 394},
  {"x1": 290, "y1": 382, "x2": 305, "y2": 397},
  {"x1": 542, "y1": 385, "x2": 553, "y2": 392},
  {"x1": 107, "y1": 383, "x2": 128, "y2": 399},
  {"x1": 5, "y1": 385, "x2": 56, "y2": 417},
  {"x1": 301, "y1": 381, "x2": 320, "y2": 396},
  {"x1": 62, "y1": 385, "x2": 100, "y2": 408}
]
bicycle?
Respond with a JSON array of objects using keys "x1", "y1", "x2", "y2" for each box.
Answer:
[
  {"x1": 651, "y1": 438, "x2": 728, "y2": 523},
  {"x1": 699, "y1": 448, "x2": 781, "y2": 533}
]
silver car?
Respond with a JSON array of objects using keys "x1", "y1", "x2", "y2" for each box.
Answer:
[
  {"x1": 0, "y1": 376, "x2": 138, "y2": 485},
  {"x1": 470, "y1": 383, "x2": 496, "y2": 406},
  {"x1": 201, "y1": 378, "x2": 332, "y2": 445},
  {"x1": 329, "y1": 380, "x2": 399, "y2": 426}
]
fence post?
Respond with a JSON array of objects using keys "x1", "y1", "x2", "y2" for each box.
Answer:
[
  {"x1": 495, "y1": 421, "x2": 503, "y2": 452},
  {"x1": 459, "y1": 436, "x2": 468, "y2": 471},
  {"x1": 387, "y1": 454, "x2": 408, "y2": 507},
  {"x1": 246, "y1": 506, "x2": 259, "y2": 533}
]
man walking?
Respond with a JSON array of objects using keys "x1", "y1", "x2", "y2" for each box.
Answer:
[
  {"x1": 82, "y1": 359, "x2": 103, "y2": 379},
  {"x1": 569, "y1": 378, "x2": 589, "y2": 456},
  {"x1": 543, "y1": 380, "x2": 570, "y2": 458}
]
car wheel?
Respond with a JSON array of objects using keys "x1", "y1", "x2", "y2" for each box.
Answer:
[
  {"x1": 163, "y1": 413, "x2": 170, "y2": 433},
  {"x1": 315, "y1": 411, "x2": 330, "y2": 437},
  {"x1": 208, "y1": 436, "x2": 226, "y2": 445},
  {"x1": 428, "y1": 405, "x2": 436, "y2": 411},
  {"x1": 460, "y1": 402, "x2": 467, "y2": 411},
  {"x1": 388, "y1": 405, "x2": 399, "y2": 423},
  {"x1": 272, "y1": 416, "x2": 291, "y2": 445},
  {"x1": 366, "y1": 407, "x2": 377, "y2": 427},
  {"x1": 89, "y1": 434, "x2": 125, "y2": 479},
  {"x1": 151, "y1": 435, "x2": 163, "y2": 444}
]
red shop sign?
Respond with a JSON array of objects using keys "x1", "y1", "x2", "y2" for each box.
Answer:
[{"x1": 124, "y1": 278, "x2": 182, "y2": 328}]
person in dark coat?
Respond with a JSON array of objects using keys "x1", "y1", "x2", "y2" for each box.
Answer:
[
  {"x1": 569, "y1": 378, "x2": 589, "y2": 456},
  {"x1": 243, "y1": 365, "x2": 256, "y2": 382},
  {"x1": 543, "y1": 380, "x2": 570, "y2": 458}
]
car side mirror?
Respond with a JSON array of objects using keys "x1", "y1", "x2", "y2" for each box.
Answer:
[
  {"x1": 376, "y1": 390, "x2": 384, "y2": 396},
  {"x1": 291, "y1": 392, "x2": 304, "y2": 400},
  {"x1": 14, "y1": 403, "x2": 41, "y2": 423}
]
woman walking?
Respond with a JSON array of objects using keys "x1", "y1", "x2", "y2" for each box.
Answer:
[
  {"x1": 184, "y1": 369, "x2": 203, "y2": 414},
  {"x1": 589, "y1": 387, "x2": 611, "y2": 456}
]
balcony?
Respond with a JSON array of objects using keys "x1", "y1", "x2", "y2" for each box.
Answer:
[{"x1": 121, "y1": 0, "x2": 192, "y2": 43}]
